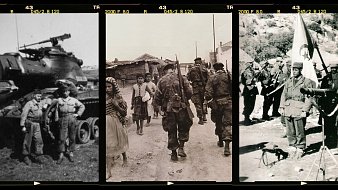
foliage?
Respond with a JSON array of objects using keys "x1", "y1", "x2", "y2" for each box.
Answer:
[{"x1": 307, "y1": 22, "x2": 323, "y2": 34}]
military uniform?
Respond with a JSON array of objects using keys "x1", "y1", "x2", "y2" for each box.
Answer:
[
  {"x1": 205, "y1": 63, "x2": 232, "y2": 156},
  {"x1": 154, "y1": 65, "x2": 193, "y2": 161},
  {"x1": 56, "y1": 92, "x2": 85, "y2": 163},
  {"x1": 271, "y1": 57, "x2": 284, "y2": 117},
  {"x1": 20, "y1": 92, "x2": 50, "y2": 165},
  {"x1": 257, "y1": 62, "x2": 274, "y2": 120},
  {"x1": 241, "y1": 62, "x2": 259, "y2": 125},
  {"x1": 280, "y1": 62, "x2": 314, "y2": 158},
  {"x1": 187, "y1": 57, "x2": 208, "y2": 124},
  {"x1": 319, "y1": 63, "x2": 338, "y2": 149}
]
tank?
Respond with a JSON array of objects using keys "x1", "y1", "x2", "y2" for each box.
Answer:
[{"x1": 0, "y1": 34, "x2": 99, "y2": 155}]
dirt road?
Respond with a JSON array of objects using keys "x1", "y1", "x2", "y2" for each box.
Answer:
[
  {"x1": 239, "y1": 84, "x2": 338, "y2": 182},
  {"x1": 107, "y1": 83, "x2": 231, "y2": 182}
]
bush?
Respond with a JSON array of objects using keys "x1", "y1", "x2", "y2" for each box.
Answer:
[
  {"x1": 308, "y1": 22, "x2": 323, "y2": 34},
  {"x1": 267, "y1": 20, "x2": 277, "y2": 27},
  {"x1": 258, "y1": 14, "x2": 274, "y2": 19}
]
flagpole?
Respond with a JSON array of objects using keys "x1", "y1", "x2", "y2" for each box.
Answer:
[
  {"x1": 314, "y1": 42, "x2": 329, "y2": 75},
  {"x1": 213, "y1": 14, "x2": 217, "y2": 63}
]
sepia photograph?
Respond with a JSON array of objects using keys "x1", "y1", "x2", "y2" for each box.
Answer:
[
  {"x1": 0, "y1": 13, "x2": 99, "y2": 182},
  {"x1": 239, "y1": 13, "x2": 338, "y2": 181},
  {"x1": 106, "y1": 13, "x2": 232, "y2": 182}
]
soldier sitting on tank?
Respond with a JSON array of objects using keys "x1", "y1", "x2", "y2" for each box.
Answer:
[{"x1": 20, "y1": 89, "x2": 51, "y2": 165}]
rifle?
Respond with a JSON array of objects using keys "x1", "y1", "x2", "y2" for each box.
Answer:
[
  {"x1": 20, "y1": 33, "x2": 71, "y2": 48},
  {"x1": 175, "y1": 55, "x2": 194, "y2": 119}
]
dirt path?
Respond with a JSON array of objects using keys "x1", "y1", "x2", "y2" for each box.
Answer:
[{"x1": 107, "y1": 84, "x2": 231, "y2": 182}]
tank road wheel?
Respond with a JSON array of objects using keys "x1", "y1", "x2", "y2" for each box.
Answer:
[
  {"x1": 43, "y1": 100, "x2": 58, "y2": 141},
  {"x1": 87, "y1": 117, "x2": 99, "y2": 139},
  {"x1": 76, "y1": 120, "x2": 91, "y2": 144}
]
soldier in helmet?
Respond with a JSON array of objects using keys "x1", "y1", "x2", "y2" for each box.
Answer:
[
  {"x1": 257, "y1": 61, "x2": 274, "y2": 120},
  {"x1": 205, "y1": 62, "x2": 232, "y2": 156},
  {"x1": 154, "y1": 63, "x2": 193, "y2": 161},
  {"x1": 187, "y1": 57, "x2": 209, "y2": 125},
  {"x1": 241, "y1": 60, "x2": 259, "y2": 125},
  {"x1": 280, "y1": 62, "x2": 315, "y2": 159}
]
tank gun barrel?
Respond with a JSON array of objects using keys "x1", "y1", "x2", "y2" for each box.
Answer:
[
  {"x1": 19, "y1": 33, "x2": 71, "y2": 48},
  {"x1": 300, "y1": 87, "x2": 337, "y2": 96}
]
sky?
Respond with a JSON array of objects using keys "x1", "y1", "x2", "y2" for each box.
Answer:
[
  {"x1": 106, "y1": 13, "x2": 232, "y2": 63},
  {"x1": 0, "y1": 13, "x2": 98, "y2": 67}
]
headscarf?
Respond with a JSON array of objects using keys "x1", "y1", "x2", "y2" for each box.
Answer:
[{"x1": 106, "y1": 77, "x2": 120, "y2": 94}]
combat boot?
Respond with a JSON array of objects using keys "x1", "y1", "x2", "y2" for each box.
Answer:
[
  {"x1": 203, "y1": 114, "x2": 207, "y2": 122},
  {"x1": 217, "y1": 135, "x2": 224, "y2": 147},
  {"x1": 171, "y1": 150, "x2": 178, "y2": 161},
  {"x1": 56, "y1": 153, "x2": 64, "y2": 164},
  {"x1": 244, "y1": 115, "x2": 253, "y2": 126},
  {"x1": 178, "y1": 141, "x2": 187, "y2": 157},
  {"x1": 68, "y1": 152, "x2": 74, "y2": 162},
  {"x1": 23, "y1": 156, "x2": 32, "y2": 166},
  {"x1": 198, "y1": 117, "x2": 204, "y2": 125},
  {"x1": 224, "y1": 141, "x2": 231, "y2": 156}
]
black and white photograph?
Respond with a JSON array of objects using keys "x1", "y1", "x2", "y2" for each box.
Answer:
[
  {"x1": 239, "y1": 13, "x2": 338, "y2": 181},
  {"x1": 105, "y1": 13, "x2": 232, "y2": 182},
  {"x1": 0, "y1": 13, "x2": 99, "y2": 181}
]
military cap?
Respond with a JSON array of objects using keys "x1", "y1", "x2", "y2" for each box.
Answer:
[
  {"x1": 194, "y1": 57, "x2": 202, "y2": 62},
  {"x1": 293, "y1": 62, "x2": 303, "y2": 68},
  {"x1": 162, "y1": 63, "x2": 175, "y2": 71},
  {"x1": 330, "y1": 62, "x2": 338, "y2": 68},
  {"x1": 276, "y1": 57, "x2": 283, "y2": 62},
  {"x1": 33, "y1": 89, "x2": 42, "y2": 95},
  {"x1": 213, "y1": 62, "x2": 224, "y2": 69},
  {"x1": 59, "y1": 85, "x2": 70, "y2": 92}
]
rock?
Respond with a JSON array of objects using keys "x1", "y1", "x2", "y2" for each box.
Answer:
[
  {"x1": 147, "y1": 152, "x2": 152, "y2": 156},
  {"x1": 176, "y1": 169, "x2": 183, "y2": 173},
  {"x1": 168, "y1": 171, "x2": 174, "y2": 176},
  {"x1": 294, "y1": 166, "x2": 303, "y2": 172},
  {"x1": 268, "y1": 172, "x2": 274, "y2": 177}
]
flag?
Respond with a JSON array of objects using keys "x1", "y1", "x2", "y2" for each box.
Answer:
[{"x1": 291, "y1": 14, "x2": 318, "y2": 87}]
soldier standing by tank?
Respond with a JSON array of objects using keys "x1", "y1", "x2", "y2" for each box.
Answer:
[
  {"x1": 187, "y1": 57, "x2": 208, "y2": 125},
  {"x1": 280, "y1": 62, "x2": 314, "y2": 159},
  {"x1": 205, "y1": 62, "x2": 232, "y2": 156},
  {"x1": 55, "y1": 85, "x2": 85, "y2": 164},
  {"x1": 318, "y1": 62, "x2": 338, "y2": 152},
  {"x1": 241, "y1": 61, "x2": 259, "y2": 125},
  {"x1": 154, "y1": 63, "x2": 193, "y2": 161},
  {"x1": 257, "y1": 61, "x2": 274, "y2": 121},
  {"x1": 20, "y1": 89, "x2": 50, "y2": 165}
]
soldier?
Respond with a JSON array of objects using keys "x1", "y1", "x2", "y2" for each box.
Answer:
[
  {"x1": 20, "y1": 89, "x2": 50, "y2": 165},
  {"x1": 271, "y1": 57, "x2": 284, "y2": 117},
  {"x1": 55, "y1": 85, "x2": 85, "y2": 164},
  {"x1": 319, "y1": 62, "x2": 338, "y2": 151},
  {"x1": 205, "y1": 62, "x2": 232, "y2": 156},
  {"x1": 280, "y1": 62, "x2": 315, "y2": 159},
  {"x1": 279, "y1": 58, "x2": 292, "y2": 138},
  {"x1": 187, "y1": 57, "x2": 208, "y2": 125},
  {"x1": 241, "y1": 61, "x2": 259, "y2": 125},
  {"x1": 154, "y1": 63, "x2": 193, "y2": 161},
  {"x1": 257, "y1": 61, "x2": 274, "y2": 120}
]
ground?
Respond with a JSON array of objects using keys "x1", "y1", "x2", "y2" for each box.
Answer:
[
  {"x1": 0, "y1": 139, "x2": 99, "y2": 182},
  {"x1": 107, "y1": 70, "x2": 231, "y2": 182},
  {"x1": 239, "y1": 83, "x2": 338, "y2": 182}
]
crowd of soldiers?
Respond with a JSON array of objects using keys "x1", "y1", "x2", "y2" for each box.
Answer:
[
  {"x1": 19, "y1": 81, "x2": 85, "y2": 165},
  {"x1": 153, "y1": 57, "x2": 232, "y2": 160},
  {"x1": 241, "y1": 56, "x2": 338, "y2": 159}
]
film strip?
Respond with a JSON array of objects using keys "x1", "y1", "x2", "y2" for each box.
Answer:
[{"x1": 235, "y1": 3, "x2": 338, "y2": 186}]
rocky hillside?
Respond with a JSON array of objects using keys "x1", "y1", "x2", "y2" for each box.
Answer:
[{"x1": 239, "y1": 13, "x2": 338, "y2": 64}]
